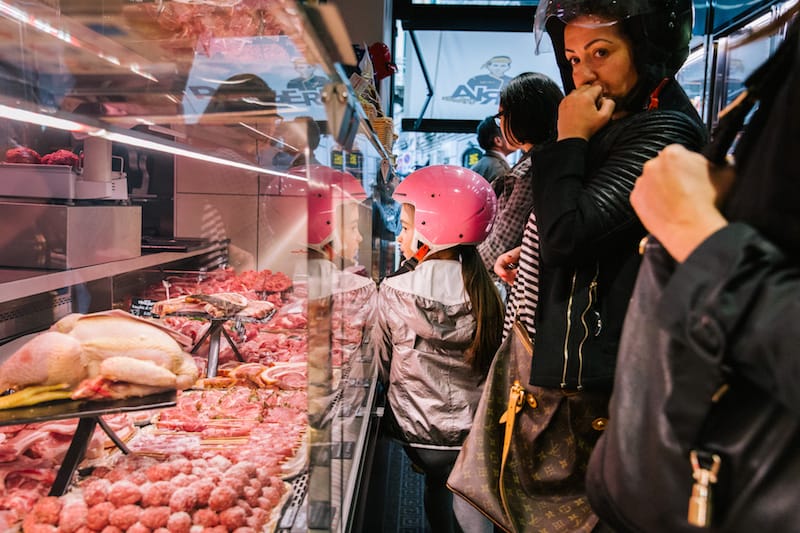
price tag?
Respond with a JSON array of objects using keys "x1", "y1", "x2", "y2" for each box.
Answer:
[{"x1": 130, "y1": 298, "x2": 156, "y2": 317}]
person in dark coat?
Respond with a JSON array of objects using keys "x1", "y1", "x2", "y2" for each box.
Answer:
[{"x1": 484, "y1": 0, "x2": 707, "y2": 529}]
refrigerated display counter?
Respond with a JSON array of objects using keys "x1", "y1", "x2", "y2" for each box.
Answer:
[{"x1": 0, "y1": 1, "x2": 393, "y2": 531}]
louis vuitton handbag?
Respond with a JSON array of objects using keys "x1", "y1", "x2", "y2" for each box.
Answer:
[{"x1": 447, "y1": 320, "x2": 608, "y2": 533}]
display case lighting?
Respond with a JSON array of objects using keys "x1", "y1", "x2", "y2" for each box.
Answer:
[{"x1": 0, "y1": 104, "x2": 306, "y2": 181}]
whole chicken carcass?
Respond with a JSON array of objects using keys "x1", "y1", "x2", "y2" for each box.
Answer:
[{"x1": 0, "y1": 310, "x2": 199, "y2": 401}]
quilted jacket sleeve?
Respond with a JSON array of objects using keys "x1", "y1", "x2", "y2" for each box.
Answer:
[{"x1": 533, "y1": 110, "x2": 707, "y2": 266}]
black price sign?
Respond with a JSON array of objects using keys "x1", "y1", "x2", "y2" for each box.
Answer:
[{"x1": 130, "y1": 298, "x2": 157, "y2": 317}]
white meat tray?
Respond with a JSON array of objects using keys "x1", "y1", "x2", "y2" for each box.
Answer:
[{"x1": 0, "y1": 163, "x2": 127, "y2": 200}]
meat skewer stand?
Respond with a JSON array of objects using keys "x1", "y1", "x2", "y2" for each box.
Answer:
[{"x1": 0, "y1": 391, "x2": 176, "y2": 495}]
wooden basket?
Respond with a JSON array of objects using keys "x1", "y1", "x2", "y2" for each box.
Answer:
[{"x1": 372, "y1": 117, "x2": 397, "y2": 151}]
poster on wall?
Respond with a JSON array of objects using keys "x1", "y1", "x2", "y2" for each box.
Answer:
[
  {"x1": 404, "y1": 30, "x2": 563, "y2": 121},
  {"x1": 182, "y1": 35, "x2": 330, "y2": 122}
]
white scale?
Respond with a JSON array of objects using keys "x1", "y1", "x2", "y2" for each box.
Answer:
[{"x1": 0, "y1": 138, "x2": 129, "y2": 201}]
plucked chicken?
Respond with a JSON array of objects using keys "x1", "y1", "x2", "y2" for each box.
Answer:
[{"x1": 0, "y1": 310, "x2": 199, "y2": 402}]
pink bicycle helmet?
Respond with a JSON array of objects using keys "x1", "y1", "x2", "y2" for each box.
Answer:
[
  {"x1": 286, "y1": 165, "x2": 367, "y2": 248},
  {"x1": 393, "y1": 164, "x2": 496, "y2": 255}
]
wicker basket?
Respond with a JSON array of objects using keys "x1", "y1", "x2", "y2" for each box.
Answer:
[{"x1": 372, "y1": 117, "x2": 397, "y2": 152}]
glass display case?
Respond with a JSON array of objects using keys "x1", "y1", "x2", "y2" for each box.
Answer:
[{"x1": 0, "y1": 1, "x2": 393, "y2": 531}]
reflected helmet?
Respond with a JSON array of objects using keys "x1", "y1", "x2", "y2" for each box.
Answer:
[
  {"x1": 392, "y1": 165, "x2": 497, "y2": 254},
  {"x1": 534, "y1": 0, "x2": 693, "y2": 95},
  {"x1": 287, "y1": 165, "x2": 367, "y2": 249}
]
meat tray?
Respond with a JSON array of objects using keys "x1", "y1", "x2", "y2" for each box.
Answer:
[{"x1": 0, "y1": 390, "x2": 176, "y2": 426}]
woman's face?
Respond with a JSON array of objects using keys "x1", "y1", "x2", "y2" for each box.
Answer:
[
  {"x1": 563, "y1": 15, "x2": 638, "y2": 103},
  {"x1": 336, "y1": 202, "x2": 363, "y2": 261},
  {"x1": 397, "y1": 204, "x2": 416, "y2": 260}
]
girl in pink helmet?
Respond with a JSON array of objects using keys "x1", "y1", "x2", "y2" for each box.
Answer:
[{"x1": 374, "y1": 165, "x2": 504, "y2": 533}]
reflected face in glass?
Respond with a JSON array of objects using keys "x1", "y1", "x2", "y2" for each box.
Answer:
[
  {"x1": 398, "y1": 203, "x2": 415, "y2": 260},
  {"x1": 337, "y1": 202, "x2": 363, "y2": 261},
  {"x1": 563, "y1": 16, "x2": 638, "y2": 102}
]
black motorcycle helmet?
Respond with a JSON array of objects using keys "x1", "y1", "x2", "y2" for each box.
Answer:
[{"x1": 534, "y1": 0, "x2": 693, "y2": 110}]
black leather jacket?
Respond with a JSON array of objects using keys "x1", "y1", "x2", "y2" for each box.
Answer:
[{"x1": 529, "y1": 81, "x2": 707, "y2": 390}]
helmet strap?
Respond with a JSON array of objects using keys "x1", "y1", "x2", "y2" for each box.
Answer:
[
  {"x1": 385, "y1": 243, "x2": 430, "y2": 279},
  {"x1": 647, "y1": 78, "x2": 670, "y2": 110}
]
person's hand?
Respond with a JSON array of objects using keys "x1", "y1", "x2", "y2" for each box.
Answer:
[
  {"x1": 557, "y1": 85, "x2": 615, "y2": 141},
  {"x1": 494, "y1": 247, "x2": 521, "y2": 284},
  {"x1": 631, "y1": 144, "x2": 735, "y2": 262}
]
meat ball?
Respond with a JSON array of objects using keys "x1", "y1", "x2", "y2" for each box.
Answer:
[
  {"x1": 221, "y1": 472, "x2": 247, "y2": 495},
  {"x1": 166, "y1": 512, "x2": 192, "y2": 533},
  {"x1": 145, "y1": 462, "x2": 176, "y2": 482},
  {"x1": 86, "y1": 502, "x2": 114, "y2": 531},
  {"x1": 243, "y1": 485, "x2": 261, "y2": 507},
  {"x1": 126, "y1": 522, "x2": 150, "y2": 533},
  {"x1": 59, "y1": 500, "x2": 88, "y2": 532},
  {"x1": 169, "y1": 487, "x2": 198, "y2": 513},
  {"x1": 207, "y1": 455, "x2": 232, "y2": 471},
  {"x1": 170, "y1": 457, "x2": 193, "y2": 474},
  {"x1": 29, "y1": 496, "x2": 62, "y2": 524},
  {"x1": 191, "y1": 508, "x2": 219, "y2": 527},
  {"x1": 142, "y1": 481, "x2": 172, "y2": 507},
  {"x1": 219, "y1": 506, "x2": 247, "y2": 530},
  {"x1": 100, "y1": 527, "x2": 123, "y2": 533},
  {"x1": 208, "y1": 485, "x2": 238, "y2": 512},
  {"x1": 139, "y1": 506, "x2": 171, "y2": 529},
  {"x1": 171, "y1": 473, "x2": 197, "y2": 487},
  {"x1": 233, "y1": 528, "x2": 256, "y2": 533},
  {"x1": 82, "y1": 478, "x2": 112, "y2": 506},
  {"x1": 260, "y1": 484, "x2": 283, "y2": 508},
  {"x1": 188, "y1": 479, "x2": 215, "y2": 507},
  {"x1": 247, "y1": 508, "x2": 268, "y2": 529},
  {"x1": 108, "y1": 479, "x2": 143, "y2": 506},
  {"x1": 108, "y1": 504, "x2": 142, "y2": 530}
]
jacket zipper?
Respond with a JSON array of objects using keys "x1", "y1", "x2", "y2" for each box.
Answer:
[
  {"x1": 561, "y1": 271, "x2": 577, "y2": 388},
  {"x1": 576, "y1": 263, "x2": 600, "y2": 390}
]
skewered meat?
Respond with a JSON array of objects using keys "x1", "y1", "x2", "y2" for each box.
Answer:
[
  {"x1": 4, "y1": 147, "x2": 41, "y2": 164},
  {"x1": 0, "y1": 311, "x2": 199, "y2": 401}
]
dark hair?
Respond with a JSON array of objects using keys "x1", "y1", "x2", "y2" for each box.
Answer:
[
  {"x1": 458, "y1": 245, "x2": 504, "y2": 374},
  {"x1": 475, "y1": 116, "x2": 502, "y2": 151},
  {"x1": 500, "y1": 72, "x2": 563, "y2": 147},
  {"x1": 542, "y1": 0, "x2": 693, "y2": 109}
]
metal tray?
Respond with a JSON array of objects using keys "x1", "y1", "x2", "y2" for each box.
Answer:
[{"x1": 0, "y1": 390, "x2": 176, "y2": 426}]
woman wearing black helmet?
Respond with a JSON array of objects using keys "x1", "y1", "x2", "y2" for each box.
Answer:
[{"x1": 489, "y1": 0, "x2": 707, "y2": 530}]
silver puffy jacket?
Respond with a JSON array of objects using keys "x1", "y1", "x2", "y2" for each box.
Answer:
[{"x1": 375, "y1": 260, "x2": 485, "y2": 449}]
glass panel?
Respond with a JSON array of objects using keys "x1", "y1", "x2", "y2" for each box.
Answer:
[{"x1": 0, "y1": 2, "x2": 386, "y2": 531}]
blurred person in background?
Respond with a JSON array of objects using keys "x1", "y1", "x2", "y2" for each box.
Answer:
[
  {"x1": 476, "y1": 72, "x2": 563, "y2": 283},
  {"x1": 470, "y1": 115, "x2": 513, "y2": 192}
]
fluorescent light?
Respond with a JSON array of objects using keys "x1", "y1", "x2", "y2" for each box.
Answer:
[
  {"x1": 0, "y1": 104, "x2": 305, "y2": 181},
  {"x1": 0, "y1": 104, "x2": 88, "y2": 132}
]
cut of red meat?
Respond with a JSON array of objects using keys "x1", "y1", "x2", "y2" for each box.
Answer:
[
  {"x1": 41, "y1": 149, "x2": 80, "y2": 168},
  {"x1": 4, "y1": 147, "x2": 41, "y2": 164}
]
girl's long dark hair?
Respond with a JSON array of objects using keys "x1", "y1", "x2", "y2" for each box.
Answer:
[{"x1": 458, "y1": 245, "x2": 504, "y2": 375}]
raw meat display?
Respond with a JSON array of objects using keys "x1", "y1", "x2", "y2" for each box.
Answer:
[
  {"x1": 40, "y1": 148, "x2": 80, "y2": 168},
  {"x1": 0, "y1": 264, "x2": 373, "y2": 530},
  {"x1": 4, "y1": 146, "x2": 41, "y2": 164}
]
